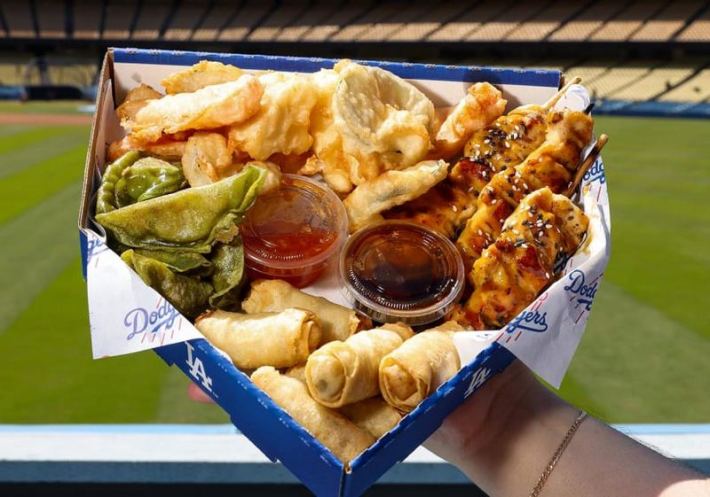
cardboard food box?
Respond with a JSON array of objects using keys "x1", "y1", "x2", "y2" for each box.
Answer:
[{"x1": 78, "y1": 48, "x2": 610, "y2": 497}]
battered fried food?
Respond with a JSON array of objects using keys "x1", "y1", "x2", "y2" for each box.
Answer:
[
  {"x1": 304, "y1": 61, "x2": 437, "y2": 193},
  {"x1": 228, "y1": 72, "x2": 319, "y2": 160},
  {"x1": 161, "y1": 60, "x2": 244, "y2": 94},
  {"x1": 108, "y1": 134, "x2": 186, "y2": 162},
  {"x1": 181, "y1": 132, "x2": 236, "y2": 187},
  {"x1": 452, "y1": 188, "x2": 588, "y2": 330},
  {"x1": 434, "y1": 82, "x2": 507, "y2": 158},
  {"x1": 344, "y1": 160, "x2": 448, "y2": 232},
  {"x1": 383, "y1": 101, "x2": 549, "y2": 238},
  {"x1": 123, "y1": 75, "x2": 263, "y2": 143},
  {"x1": 116, "y1": 84, "x2": 163, "y2": 122}
]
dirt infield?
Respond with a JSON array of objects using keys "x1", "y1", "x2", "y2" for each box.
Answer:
[{"x1": 0, "y1": 113, "x2": 92, "y2": 125}]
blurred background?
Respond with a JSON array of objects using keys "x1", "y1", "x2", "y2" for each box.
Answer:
[{"x1": 0, "y1": 0, "x2": 708, "y2": 495}]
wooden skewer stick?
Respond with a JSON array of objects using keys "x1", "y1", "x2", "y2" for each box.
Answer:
[
  {"x1": 565, "y1": 134, "x2": 609, "y2": 197},
  {"x1": 543, "y1": 76, "x2": 583, "y2": 111}
]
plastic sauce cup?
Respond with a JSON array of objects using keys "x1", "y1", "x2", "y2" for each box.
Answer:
[
  {"x1": 340, "y1": 221, "x2": 465, "y2": 326},
  {"x1": 241, "y1": 174, "x2": 348, "y2": 288}
]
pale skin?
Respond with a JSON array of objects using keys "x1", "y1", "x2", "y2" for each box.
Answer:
[{"x1": 425, "y1": 361, "x2": 710, "y2": 497}]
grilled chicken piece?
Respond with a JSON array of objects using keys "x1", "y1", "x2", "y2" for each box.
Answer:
[
  {"x1": 456, "y1": 110, "x2": 593, "y2": 269},
  {"x1": 383, "y1": 105, "x2": 549, "y2": 238},
  {"x1": 451, "y1": 188, "x2": 589, "y2": 330}
]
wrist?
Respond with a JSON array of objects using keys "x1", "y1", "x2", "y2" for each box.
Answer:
[{"x1": 455, "y1": 365, "x2": 579, "y2": 493}]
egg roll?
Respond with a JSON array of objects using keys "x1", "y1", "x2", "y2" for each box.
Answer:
[
  {"x1": 251, "y1": 366, "x2": 375, "y2": 463},
  {"x1": 306, "y1": 323, "x2": 414, "y2": 408},
  {"x1": 379, "y1": 321, "x2": 463, "y2": 412},
  {"x1": 195, "y1": 309, "x2": 321, "y2": 369},
  {"x1": 339, "y1": 397, "x2": 402, "y2": 439},
  {"x1": 242, "y1": 279, "x2": 360, "y2": 344}
]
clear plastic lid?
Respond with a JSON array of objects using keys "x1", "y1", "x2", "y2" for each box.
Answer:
[
  {"x1": 340, "y1": 221, "x2": 465, "y2": 326},
  {"x1": 241, "y1": 174, "x2": 348, "y2": 270}
]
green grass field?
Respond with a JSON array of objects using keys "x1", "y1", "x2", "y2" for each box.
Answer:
[{"x1": 0, "y1": 110, "x2": 708, "y2": 424}]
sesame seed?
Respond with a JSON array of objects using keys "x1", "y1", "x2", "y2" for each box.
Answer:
[
  {"x1": 545, "y1": 224, "x2": 552, "y2": 229},
  {"x1": 452, "y1": 205, "x2": 458, "y2": 212}
]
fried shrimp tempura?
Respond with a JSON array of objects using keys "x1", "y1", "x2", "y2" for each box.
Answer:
[
  {"x1": 124, "y1": 75, "x2": 263, "y2": 144},
  {"x1": 434, "y1": 82, "x2": 507, "y2": 158}
]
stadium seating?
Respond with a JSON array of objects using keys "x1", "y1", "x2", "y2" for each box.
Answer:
[
  {"x1": 218, "y1": 2, "x2": 276, "y2": 41},
  {"x1": 427, "y1": 0, "x2": 509, "y2": 42},
  {"x1": 660, "y1": 68, "x2": 710, "y2": 103},
  {"x1": 677, "y1": 4, "x2": 710, "y2": 41},
  {"x1": 72, "y1": 2, "x2": 102, "y2": 40},
  {"x1": 549, "y1": 0, "x2": 625, "y2": 41},
  {"x1": 191, "y1": 3, "x2": 238, "y2": 41},
  {"x1": 298, "y1": 2, "x2": 372, "y2": 42},
  {"x1": 247, "y1": 1, "x2": 309, "y2": 41},
  {"x1": 0, "y1": 0, "x2": 707, "y2": 112},
  {"x1": 35, "y1": 0, "x2": 66, "y2": 39},
  {"x1": 102, "y1": 1, "x2": 138, "y2": 40},
  {"x1": 4, "y1": 1, "x2": 35, "y2": 38},
  {"x1": 590, "y1": 0, "x2": 665, "y2": 41},
  {"x1": 132, "y1": 1, "x2": 173, "y2": 40},
  {"x1": 163, "y1": 1, "x2": 209, "y2": 41},
  {"x1": 611, "y1": 65, "x2": 695, "y2": 101},
  {"x1": 631, "y1": 0, "x2": 706, "y2": 41}
]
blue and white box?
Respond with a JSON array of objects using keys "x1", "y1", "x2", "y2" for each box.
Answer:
[{"x1": 78, "y1": 48, "x2": 610, "y2": 497}]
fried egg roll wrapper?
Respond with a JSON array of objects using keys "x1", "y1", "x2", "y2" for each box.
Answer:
[
  {"x1": 284, "y1": 366, "x2": 402, "y2": 438},
  {"x1": 195, "y1": 309, "x2": 321, "y2": 369},
  {"x1": 251, "y1": 366, "x2": 375, "y2": 463},
  {"x1": 305, "y1": 324, "x2": 414, "y2": 408},
  {"x1": 379, "y1": 323, "x2": 462, "y2": 412},
  {"x1": 242, "y1": 279, "x2": 361, "y2": 344},
  {"x1": 339, "y1": 397, "x2": 403, "y2": 439}
]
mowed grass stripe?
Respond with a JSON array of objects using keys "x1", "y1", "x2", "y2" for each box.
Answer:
[
  {"x1": 0, "y1": 124, "x2": 32, "y2": 138},
  {"x1": 0, "y1": 126, "x2": 89, "y2": 179},
  {"x1": 561, "y1": 281, "x2": 710, "y2": 422},
  {"x1": 0, "y1": 126, "x2": 74, "y2": 155},
  {"x1": 0, "y1": 182, "x2": 83, "y2": 332},
  {"x1": 0, "y1": 145, "x2": 86, "y2": 225},
  {"x1": 597, "y1": 116, "x2": 710, "y2": 340},
  {"x1": 0, "y1": 259, "x2": 168, "y2": 423}
]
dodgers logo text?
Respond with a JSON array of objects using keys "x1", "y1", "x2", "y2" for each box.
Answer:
[
  {"x1": 564, "y1": 269, "x2": 597, "y2": 311},
  {"x1": 124, "y1": 299, "x2": 180, "y2": 341}
]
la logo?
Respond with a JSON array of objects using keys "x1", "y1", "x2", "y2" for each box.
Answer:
[
  {"x1": 186, "y1": 342, "x2": 213, "y2": 392},
  {"x1": 464, "y1": 366, "x2": 491, "y2": 398}
]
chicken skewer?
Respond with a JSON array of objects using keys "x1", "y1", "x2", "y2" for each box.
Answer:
[
  {"x1": 383, "y1": 77, "x2": 582, "y2": 238},
  {"x1": 450, "y1": 188, "x2": 589, "y2": 330},
  {"x1": 456, "y1": 110, "x2": 595, "y2": 272}
]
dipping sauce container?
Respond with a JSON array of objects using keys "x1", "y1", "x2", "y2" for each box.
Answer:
[
  {"x1": 241, "y1": 174, "x2": 348, "y2": 288},
  {"x1": 340, "y1": 221, "x2": 465, "y2": 326}
]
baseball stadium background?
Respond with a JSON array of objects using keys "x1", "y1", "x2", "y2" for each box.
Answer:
[{"x1": 0, "y1": 0, "x2": 708, "y2": 495}]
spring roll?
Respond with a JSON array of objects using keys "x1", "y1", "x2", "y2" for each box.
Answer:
[
  {"x1": 306, "y1": 323, "x2": 414, "y2": 408},
  {"x1": 339, "y1": 397, "x2": 403, "y2": 439},
  {"x1": 251, "y1": 366, "x2": 375, "y2": 463},
  {"x1": 195, "y1": 309, "x2": 321, "y2": 369},
  {"x1": 379, "y1": 321, "x2": 463, "y2": 412},
  {"x1": 242, "y1": 279, "x2": 361, "y2": 344},
  {"x1": 284, "y1": 364, "x2": 306, "y2": 383}
]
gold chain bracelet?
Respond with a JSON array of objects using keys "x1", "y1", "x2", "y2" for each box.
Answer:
[{"x1": 529, "y1": 410, "x2": 588, "y2": 497}]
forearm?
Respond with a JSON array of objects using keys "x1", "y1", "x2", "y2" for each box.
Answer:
[{"x1": 428, "y1": 362, "x2": 709, "y2": 497}]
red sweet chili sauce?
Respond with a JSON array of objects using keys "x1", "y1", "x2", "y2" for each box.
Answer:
[{"x1": 241, "y1": 174, "x2": 348, "y2": 288}]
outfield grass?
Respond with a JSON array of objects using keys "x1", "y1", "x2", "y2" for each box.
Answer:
[{"x1": 0, "y1": 114, "x2": 708, "y2": 424}]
